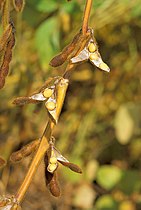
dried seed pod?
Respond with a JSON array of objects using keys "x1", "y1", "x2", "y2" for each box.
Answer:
[
  {"x1": 0, "y1": 23, "x2": 12, "y2": 52},
  {"x1": 58, "y1": 160, "x2": 82, "y2": 173},
  {"x1": 70, "y1": 28, "x2": 110, "y2": 72},
  {"x1": 45, "y1": 170, "x2": 61, "y2": 197},
  {"x1": 13, "y1": 96, "x2": 40, "y2": 106},
  {"x1": 49, "y1": 30, "x2": 91, "y2": 67},
  {"x1": 49, "y1": 31, "x2": 82, "y2": 67},
  {"x1": 10, "y1": 151, "x2": 23, "y2": 162},
  {"x1": 13, "y1": 0, "x2": 25, "y2": 12},
  {"x1": 0, "y1": 24, "x2": 15, "y2": 89},
  {"x1": 20, "y1": 139, "x2": 40, "y2": 157},
  {"x1": 10, "y1": 139, "x2": 40, "y2": 163},
  {"x1": 44, "y1": 153, "x2": 61, "y2": 197},
  {"x1": 0, "y1": 156, "x2": 6, "y2": 168}
]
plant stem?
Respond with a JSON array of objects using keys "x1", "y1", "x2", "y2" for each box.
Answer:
[
  {"x1": 82, "y1": 0, "x2": 93, "y2": 35},
  {"x1": 15, "y1": 121, "x2": 51, "y2": 203},
  {"x1": 14, "y1": 0, "x2": 91, "y2": 203},
  {"x1": 15, "y1": 78, "x2": 69, "y2": 204}
]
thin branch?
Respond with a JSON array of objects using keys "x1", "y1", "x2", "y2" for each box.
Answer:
[{"x1": 82, "y1": 0, "x2": 93, "y2": 35}]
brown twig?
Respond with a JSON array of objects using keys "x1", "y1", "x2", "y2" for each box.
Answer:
[{"x1": 82, "y1": 0, "x2": 93, "y2": 35}]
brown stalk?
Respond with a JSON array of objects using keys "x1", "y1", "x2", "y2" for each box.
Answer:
[
  {"x1": 82, "y1": 0, "x2": 93, "y2": 35},
  {"x1": 14, "y1": 0, "x2": 93, "y2": 204},
  {"x1": 15, "y1": 78, "x2": 69, "y2": 203}
]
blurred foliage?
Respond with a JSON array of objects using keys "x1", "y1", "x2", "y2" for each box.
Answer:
[{"x1": 0, "y1": 0, "x2": 141, "y2": 209}]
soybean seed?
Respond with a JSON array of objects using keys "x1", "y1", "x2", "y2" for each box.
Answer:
[
  {"x1": 89, "y1": 53, "x2": 99, "y2": 61},
  {"x1": 88, "y1": 43, "x2": 97, "y2": 53},
  {"x1": 50, "y1": 157, "x2": 57, "y2": 164},
  {"x1": 43, "y1": 88, "x2": 53, "y2": 98},
  {"x1": 46, "y1": 101, "x2": 56, "y2": 111}
]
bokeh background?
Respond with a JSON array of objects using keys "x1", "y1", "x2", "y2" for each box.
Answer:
[{"x1": 0, "y1": 0, "x2": 141, "y2": 209}]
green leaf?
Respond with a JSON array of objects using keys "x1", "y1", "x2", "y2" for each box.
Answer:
[
  {"x1": 35, "y1": 17, "x2": 60, "y2": 69},
  {"x1": 36, "y1": 0, "x2": 58, "y2": 13},
  {"x1": 95, "y1": 195, "x2": 118, "y2": 210},
  {"x1": 118, "y1": 170, "x2": 141, "y2": 195},
  {"x1": 96, "y1": 165, "x2": 122, "y2": 190}
]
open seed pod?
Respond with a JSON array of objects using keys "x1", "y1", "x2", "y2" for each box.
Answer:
[
  {"x1": 71, "y1": 28, "x2": 110, "y2": 72},
  {"x1": 13, "y1": 77, "x2": 60, "y2": 106},
  {"x1": 44, "y1": 153, "x2": 60, "y2": 197},
  {"x1": 45, "y1": 77, "x2": 69, "y2": 124},
  {"x1": 49, "y1": 29, "x2": 91, "y2": 67}
]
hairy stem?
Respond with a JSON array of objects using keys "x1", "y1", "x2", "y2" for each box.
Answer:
[{"x1": 82, "y1": 0, "x2": 93, "y2": 35}]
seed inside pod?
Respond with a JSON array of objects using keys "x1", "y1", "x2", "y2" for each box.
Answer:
[
  {"x1": 43, "y1": 88, "x2": 53, "y2": 98},
  {"x1": 88, "y1": 43, "x2": 97, "y2": 53},
  {"x1": 89, "y1": 52, "x2": 99, "y2": 61},
  {"x1": 47, "y1": 163, "x2": 57, "y2": 173},
  {"x1": 46, "y1": 101, "x2": 56, "y2": 111},
  {"x1": 50, "y1": 157, "x2": 57, "y2": 164},
  {"x1": 99, "y1": 62, "x2": 110, "y2": 71}
]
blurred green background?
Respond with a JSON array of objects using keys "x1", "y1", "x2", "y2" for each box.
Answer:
[{"x1": 0, "y1": 0, "x2": 141, "y2": 209}]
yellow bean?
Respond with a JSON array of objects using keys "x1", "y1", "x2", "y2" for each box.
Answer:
[
  {"x1": 89, "y1": 53, "x2": 99, "y2": 61},
  {"x1": 43, "y1": 88, "x2": 53, "y2": 98},
  {"x1": 88, "y1": 43, "x2": 97, "y2": 53},
  {"x1": 48, "y1": 163, "x2": 57, "y2": 173},
  {"x1": 50, "y1": 157, "x2": 57, "y2": 164},
  {"x1": 46, "y1": 101, "x2": 56, "y2": 111}
]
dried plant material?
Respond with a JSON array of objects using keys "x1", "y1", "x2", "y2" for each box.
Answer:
[
  {"x1": 2, "y1": 0, "x2": 10, "y2": 29},
  {"x1": 0, "y1": 156, "x2": 6, "y2": 168},
  {"x1": 0, "y1": 24, "x2": 15, "y2": 89},
  {"x1": 44, "y1": 153, "x2": 61, "y2": 197},
  {"x1": 45, "y1": 170, "x2": 61, "y2": 197},
  {"x1": 49, "y1": 30, "x2": 91, "y2": 67},
  {"x1": 46, "y1": 77, "x2": 69, "y2": 124},
  {"x1": 71, "y1": 28, "x2": 110, "y2": 72},
  {"x1": 13, "y1": 77, "x2": 59, "y2": 106},
  {"x1": 13, "y1": 96, "x2": 43, "y2": 106},
  {"x1": 46, "y1": 138, "x2": 82, "y2": 174},
  {"x1": 58, "y1": 161, "x2": 82, "y2": 173},
  {"x1": 10, "y1": 152, "x2": 23, "y2": 162},
  {"x1": 0, "y1": 23, "x2": 12, "y2": 53},
  {"x1": 0, "y1": 0, "x2": 4, "y2": 10},
  {"x1": 0, "y1": 196, "x2": 21, "y2": 210},
  {"x1": 13, "y1": 0, "x2": 25, "y2": 12},
  {"x1": 10, "y1": 140, "x2": 40, "y2": 163}
]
